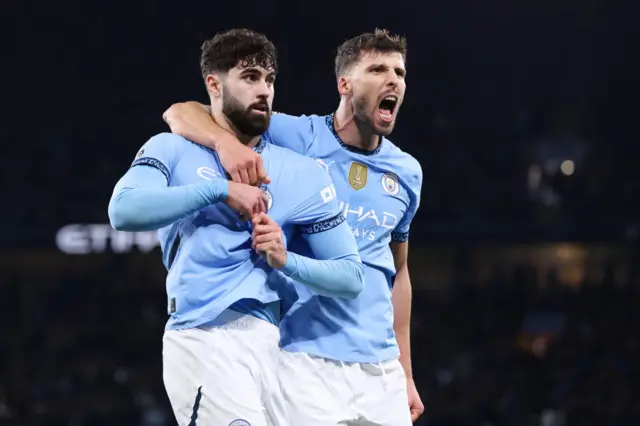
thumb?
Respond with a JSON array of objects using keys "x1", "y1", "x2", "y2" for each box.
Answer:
[{"x1": 252, "y1": 212, "x2": 269, "y2": 226}]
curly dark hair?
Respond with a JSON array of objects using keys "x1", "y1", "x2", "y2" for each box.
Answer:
[
  {"x1": 200, "y1": 28, "x2": 278, "y2": 79},
  {"x1": 334, "y1": 29, "x2": 407, "y2": 77}
]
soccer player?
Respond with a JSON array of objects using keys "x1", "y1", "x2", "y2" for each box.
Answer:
[
  {"x1": 108, "y1": 29, "x2": 364, "y2": 426},
  {"x1": 164, "y1": 29, "x2": 424, "y2": 425}
]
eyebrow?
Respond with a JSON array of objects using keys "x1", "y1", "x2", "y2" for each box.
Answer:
[
  {"x1": 240, "y1": 67, "x2": 276, "y2": 79},
  {"x1": 367, "y1": 63, "x2": 406, "y2": 77}
]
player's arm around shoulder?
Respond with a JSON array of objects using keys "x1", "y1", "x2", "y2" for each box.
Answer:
[
  {"x1": 163, "y1": 101, "x2": 270, "y2": 187},
  {"x1": 265, "y1": 112, "x2": 317, "y2": 155}
]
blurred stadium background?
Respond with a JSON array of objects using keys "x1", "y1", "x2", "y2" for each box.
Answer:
[{"x1": 4, "y1": 0, "x2": 639, "y2": 425}]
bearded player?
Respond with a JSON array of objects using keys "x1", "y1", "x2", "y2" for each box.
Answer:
[
  {"x1": 164, "y1": 29, "x2": 424, "y2": 425},
  {"x1": 110, "y1": 29, "x2": 365, "y2": 426}
]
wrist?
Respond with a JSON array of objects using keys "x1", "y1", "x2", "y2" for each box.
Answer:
[
  {"x1": 279, "y1": 251, "x2": 297, "y2": 276},
  {"x1": 210, "y1": 132, "x2": 235, "y2": 151},
  {"x1": 206, "y1": 178, "x2": 229, "y2": 202}
]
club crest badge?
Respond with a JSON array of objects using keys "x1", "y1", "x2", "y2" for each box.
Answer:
[
  {"x1": 381, "y1": 172, "x2": 400, "y2": 195},
  {"x1": 348, "y1": 162, "x2": 368, "y2": 190},
  {"x1": 261, "y1": 186, "x2": 273, "y2": 212}
]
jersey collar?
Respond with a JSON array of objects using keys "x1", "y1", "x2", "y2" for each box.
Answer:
[
  {"x1": 254, "y1": 137, "x2": 266, "y2": 154},
  {"x1": 325, "y1": 113, "x2": 383, "y2": 156}
]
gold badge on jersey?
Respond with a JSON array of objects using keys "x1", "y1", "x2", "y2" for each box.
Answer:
[{"x1": 348, "y1": 162, "x2": 368, "y2": 190}]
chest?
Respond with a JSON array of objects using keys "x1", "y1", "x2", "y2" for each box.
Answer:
[
  {"x1": 314, "y1": 151, "x2": 409, "y2": 239},
  {"x1": 169, "y1": 146, "x2": 297, "y2": 234}
]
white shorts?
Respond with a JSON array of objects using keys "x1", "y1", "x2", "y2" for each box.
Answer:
[
  {"x1": 279, "y1": 350, "x2": 412, "y2": 426},
  {"x1": 163, "y1": 311, "x2": 288, "y2": 426}
]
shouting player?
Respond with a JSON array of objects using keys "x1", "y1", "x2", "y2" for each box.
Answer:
[
  {"x1": 164, "y1": 29, "x2": 424, "y2": 425},
  {"x1": 109, "y1": 29, "x2": 364, "y2": 426}
]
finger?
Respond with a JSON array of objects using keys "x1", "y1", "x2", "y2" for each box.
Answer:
[
  {"x1": 251, "y1": 212, "x2": 266, "y2": 227},
  {"x1": 254, "y1": 241, "x2": 273, "y2": 253},
  {"x1": 262, "y1": 214, "x2": 277, "y2": 226},
  {"x1": 229, "y1": 170, "x2": 242, "y2": 184},
  {"x1": 260, "y1": 191, "x2": 269, "y2": 207},
  {"x1": 239, "y1": 169, "x2": 250, "y2": 185},
  {"x1": 253, "y1": 224, "x2": 279, "y2": 235},
  {"x1": 253, "y1": 197, "x2": 266, "y2": 216},
  {"x1": 256, "y1": 212, "x2": 269, "y2": 224},
  {"x1": 252, "y1": 232, "x2": 282, "y2": 246},
  {"x1": 256, "y1": 156, "x2": 269, "y2": 186},
  {"x1": 247, "y1": 164, "x2": 258, "y2": 186}
]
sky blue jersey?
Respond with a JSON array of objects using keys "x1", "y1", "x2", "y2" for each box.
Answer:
[
  {"x1": 108, "y1": 133, "x2": 363, "y2": 330},
  {"x1": 266, "y1": 114, "x2": 423, "y2": 363}
]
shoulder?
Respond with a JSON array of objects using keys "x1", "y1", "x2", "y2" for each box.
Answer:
[
  {"x1": 268, "y1": 145, "x2": 327, "y2": 173},
  {"x1": 381, "y1": 138, "x2": 423, "y2": 191},
  {"x1": 269, "y1": 146, "x2": 331, "y2": 183},
  {"x1": 270, "y1": 113, "x2": 329, "y2": 134},
  {"x1": 140, "y1": 132, "x2": 190, "y2": 153}
]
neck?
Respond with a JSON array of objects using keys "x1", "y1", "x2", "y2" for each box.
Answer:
[
  {"x1": 334, "y1": 98, "x2": 380, "y2": 152},
  {"x1": 210, "y1": 106, "x2": 261, "y2": 148}
]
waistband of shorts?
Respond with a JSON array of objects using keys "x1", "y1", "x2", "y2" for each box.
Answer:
[{"x1": 200, "y1": 309, "x2": 279, "y2": 340}]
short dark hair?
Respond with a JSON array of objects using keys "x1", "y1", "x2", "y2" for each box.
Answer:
[
  {"x1": 200, "y1": 29, "x2": 278, "y2": 79},
  {"x1": 334, "y1": 29, "x2": 407, "y2": 77}
]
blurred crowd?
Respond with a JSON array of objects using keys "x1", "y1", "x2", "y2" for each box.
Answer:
[{"x1": 1, "y1": 255, "x2": 638, "y2": 426}]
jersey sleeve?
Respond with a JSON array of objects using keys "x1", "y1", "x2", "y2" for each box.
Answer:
[
  {"x1": 265, "y1": 113, "x2": 316, "y2": 155},
  {"x1": 391, "y1": 161, "x2": 423, "y2": 243},
  {"x1": 129, "y1": 132, "x2": 184, "y2": 183},
  {"x1": 108, "y1": 133, "x2": 228, "y2": 232},
  {"x1": 287, "y1": 160, "x2": 344, "y2": 233},
  {"x1": 280, "y1": 222, "x2": 364, "y2": 299}
]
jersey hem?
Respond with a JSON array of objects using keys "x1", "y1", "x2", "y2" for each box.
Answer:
[{"x1": 280, "y1": 345, "x2": 400, "y2": 364}]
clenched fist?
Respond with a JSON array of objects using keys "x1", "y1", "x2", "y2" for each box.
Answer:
[
  {"x1": 225, "y1": 182, "x2": 269, "y2": 220},
  {"x1": 251, "y1": 213, "x2": 286, "y2": 268},
  {"x1": 163, "y1": 101, "x2": 270, "y2": 187},
  {"x1": 218, "y1": 141, "x2": 270, "y2": 187}
]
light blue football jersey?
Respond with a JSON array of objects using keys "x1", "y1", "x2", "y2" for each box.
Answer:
[
  {"x1": 266, "y1": 114, "x2": 423, "y2": 363},
  {"x1": 131, "y1": 133, "x2": 344, "y2": 330}
]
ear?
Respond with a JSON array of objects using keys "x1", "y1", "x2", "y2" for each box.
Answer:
[
  {"x1": 337, "y1": 75, "x2": 351, "y2": 97},
  {"x1": 205, "y1": 73, "x2": 223, "y2": 98}
]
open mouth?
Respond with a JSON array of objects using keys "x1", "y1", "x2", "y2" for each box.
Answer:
[
  {"x1": 251, "y1": 104, "x2": 269, "y2": 115},
  {"x1": 378, "y1": 96, "x2": 398, "y2": 122}
]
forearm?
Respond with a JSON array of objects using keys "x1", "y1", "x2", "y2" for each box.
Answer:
[
  {"x1": 163, "y1": 102, "x2": 232, "y2": 150},
  {"x1": 393, "y1": 268, "x2": 413, "y2": 378},
  {"x1": 108, "y1": 168, "x2": 228, "y2": 231},
  {"x1": 280, "y1": 252, "x2": 364, "y2": 298},
  {"x1": 281, "y1": 220, "x2": 364, "y2": 298}
]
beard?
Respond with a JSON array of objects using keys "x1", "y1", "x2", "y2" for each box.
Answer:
[
  {"x1": 222, "y1": 86, "x2": 270, "y2": 137},
  {"x1": 351, "y1": 93, "x2": 394, "y2": 137}
]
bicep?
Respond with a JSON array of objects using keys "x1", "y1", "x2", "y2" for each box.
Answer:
[
  {"x1": 289, "y1": 165, "x2": 340, "y2": 225},
  {"x1": 266, "y1": 114, "x2": 315, "y2": 154},
  {"x1": 302, "y1": 219, "x2": 359, "y2": 261},
  {"x1": 112, "y1": 165, "x2": 168, "y2": 200},
  {"x1": 130, "y1": 133, "x2": 182, "y2": 180}
]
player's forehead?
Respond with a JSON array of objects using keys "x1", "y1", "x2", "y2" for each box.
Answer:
[{"x1": 354, "y1": 50, "x2": 405, "y2": 71}]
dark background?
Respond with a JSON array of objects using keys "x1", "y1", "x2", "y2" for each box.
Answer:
[{"x1": 3, "y1": 0, "x2": 640, "y2": 425}]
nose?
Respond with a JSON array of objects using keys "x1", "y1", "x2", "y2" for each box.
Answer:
[
  {"x1": 256, "y1": 79, "x2": 271, "y2": 98},
  {"x1": 385, "y1": 71, "x2": 398, "y2": 88}
]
